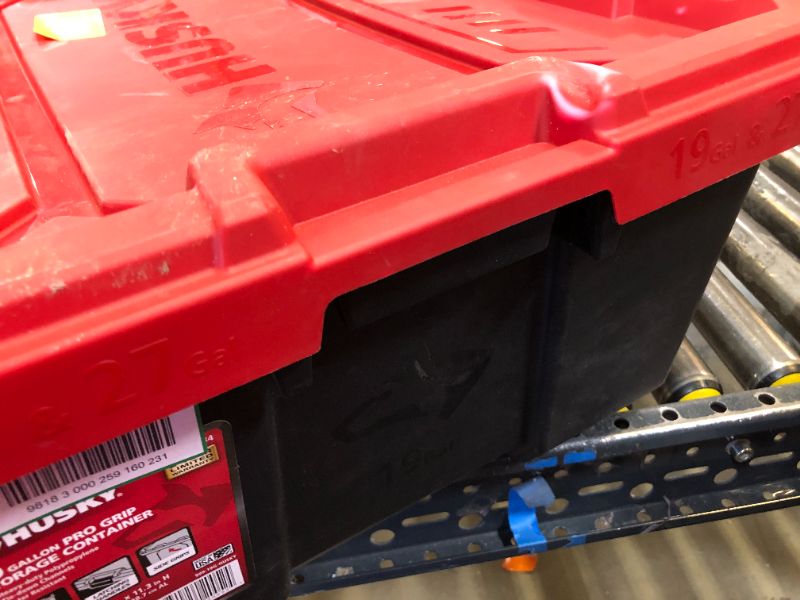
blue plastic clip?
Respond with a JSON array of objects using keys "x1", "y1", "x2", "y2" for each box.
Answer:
[{"x1": 507, "y1": 477, "x2": 555, "y2": 551}]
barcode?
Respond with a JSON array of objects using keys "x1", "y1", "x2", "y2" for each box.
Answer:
[
  {"x1": 163, "y1": 561, "x2": 244, "y2": 600},
  {"x1": 0, "y1": 417, "x2": 176, "y2": 508}
]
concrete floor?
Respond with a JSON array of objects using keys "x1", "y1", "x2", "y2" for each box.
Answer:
[{"x1": 307, "y1": 506, "x2": 800, "y2": 600}]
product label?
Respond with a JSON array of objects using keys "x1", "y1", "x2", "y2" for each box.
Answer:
[
  {"x1": 0, "y1": 408, "x2": 205, "y2": 536},
  {"x1": 0, "y1": 426, "x2": 250, "y2": 600}
]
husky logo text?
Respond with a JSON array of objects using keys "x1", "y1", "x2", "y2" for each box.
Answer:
[
  {"x1": 96, "y1": 0, "x2": 275, "y2": 94},
  {"x1": 0, "y1": 490, "x2": 118, "y2": 551}
]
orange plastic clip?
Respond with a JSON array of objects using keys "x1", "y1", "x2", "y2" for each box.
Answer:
[{"x1": 502, "y1": 554, "x2": 539, "y2": 573}]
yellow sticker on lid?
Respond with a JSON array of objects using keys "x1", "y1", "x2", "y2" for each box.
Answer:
[{"x1": 33, "y1": 8, "x2": 106, "y2": 41}]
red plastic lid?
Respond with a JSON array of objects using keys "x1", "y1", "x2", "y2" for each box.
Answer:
[
  {"x1": 0, "y1": 120, "x2": 31, "y2": 240},
  {"x1": 1, "y1": 0, "x2": 799, "y2": 481}
]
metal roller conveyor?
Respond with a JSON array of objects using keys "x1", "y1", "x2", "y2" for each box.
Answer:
[
  {"x1": 653, "y1": 338, "x2": 722, "y2": 404},
  {"x1": 694, "y1": 269, "x2": 800, "y2": 388},
  {"x1": 743, "y1": 168, "x2": 800, "y2": 257},
  {"x1": 768, "y1": 147, "x2": 800, "y2": 195},
  {"x1": 721, "y1": 212, "x2": 800, "y2": 343}
]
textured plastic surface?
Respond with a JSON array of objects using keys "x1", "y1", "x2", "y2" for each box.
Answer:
[{"x1": 2, "y1": 0, "x2": 800, "y2": 482}]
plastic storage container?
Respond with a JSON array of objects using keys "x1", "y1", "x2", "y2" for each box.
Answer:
[
  {"x1": 202, "y1": 170, "x2": 755, "y2": 599},
  {"x1": 2, "y1": 0, "x2": 800, "y2": 597}
]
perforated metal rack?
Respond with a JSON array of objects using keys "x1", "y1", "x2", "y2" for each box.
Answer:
[{"x1": 290, "y1": 384, "x2": 800, "y2": 595}]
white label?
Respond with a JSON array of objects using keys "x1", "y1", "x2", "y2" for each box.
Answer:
[
  {"x1": 163, "y1": 560, "x2": 245, "y2": 600},
  {"x1": 0, "y1": 408, "x2": 204, "y2": 534}
]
